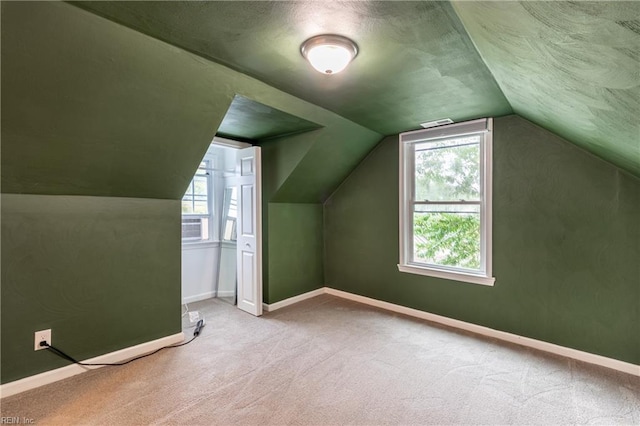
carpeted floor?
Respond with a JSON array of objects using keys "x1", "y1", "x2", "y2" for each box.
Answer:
[{"x1": 1, "y1": 294, "x2": 639, "y2": 425}]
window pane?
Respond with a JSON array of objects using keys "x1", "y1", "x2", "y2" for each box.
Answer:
[
  {"x1": 223, "y1": 219, "x2": 237, "y2": 241},
  {"x1": 183, "y1": 175, "x2": 209, "y2": 215},
  {"x1": 193, "y1": 201, "x2": 208, "y2": 215},
  {"x1": 182, "y1": 159, "x2": 213, "y2": 243},
  {"x1": 227, "y1": 187, "x2": 238, "y2": 219},
  {"x1": 182, "y1": 200, "x2": 193, "y2": 214},
  {"x1": 413, "y1": 204, "x2": 480, "y2": 270},
  {"x1": 414, "y1": 135, "x2": 480, "y2": 202},
  {"x1": 193, "y1": 176, "x2": 208, "y2": 195},
  {"x1": 195, "y1": 163, "x2": 208, "y2": 180},
  {"x1": 184, "y1": 182, "x2": 195, "y2": 197}
]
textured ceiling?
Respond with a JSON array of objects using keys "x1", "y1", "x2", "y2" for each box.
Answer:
[
  {"x1": 1, "y1": 1, "x2": 380, "y2": 201},
  {"x1": 71, "y1": 0, "x2": 512, "y2": 136},
  {"x1": 217, "y1": 95, "x2": 321, "y2": 142},
  {"x1": 71, "y1": 1, "x2": 639, "y2": 177},
  {"x1": 453, "y1": 1, "x2": 640, "y2": 177}
]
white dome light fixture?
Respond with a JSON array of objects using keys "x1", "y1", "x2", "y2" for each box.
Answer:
[{"x1": 301, "y1": 34, "x2": 358, "y2": 75}]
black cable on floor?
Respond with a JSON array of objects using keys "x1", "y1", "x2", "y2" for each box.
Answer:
[{"x1": 42, "y1": 319, "x2": 204, "y2": 367}]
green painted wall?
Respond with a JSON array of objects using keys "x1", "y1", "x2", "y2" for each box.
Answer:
[
  {"x1": 266, "y1": 203, "x2": 324, "y2": 303},
  {"x1": 1, "y1": 1, "x2": 380, "y2": 200},
  {"x1": 1, "y1": 2, "x2": 381, "y2": 383},
  {"x1": 324, "y1": 115, "x2": 640, "y2": 364},
  {"x1": 8, "y1": 0, "x2": 634, "y2": 385},
  {"x1": 1, "y1": 195, "x2": 181, "y2": 384},
  {"x1": 260, "y1": 132, "x2": 322, "y2": 203},
  {"x1": 270, "y1": 124, "x2": 383, "y2": 203},
  {"x1": 259, "y1": 134, "x2": 319, "y2": 298},
  {"x1": 71, "y1": 1, "x2": 638, "y2": 179},
  {"x1": 1, "y1": 2, "x2": 229, "y2": 199}
]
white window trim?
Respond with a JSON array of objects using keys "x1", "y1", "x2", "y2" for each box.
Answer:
[
  {"x1": 181, "y1": 138, "x2": 250, "y2": 246},
  {"x1": 182, "y1": 155, "x2": 216, "y2": 245},
  {"x1": 398, "y1": 118, "x2": 495, "y2": 287}
]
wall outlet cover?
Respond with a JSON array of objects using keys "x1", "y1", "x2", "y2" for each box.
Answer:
[{"x1": 34, "y1": 329, "x2": 51, "y2": 351}]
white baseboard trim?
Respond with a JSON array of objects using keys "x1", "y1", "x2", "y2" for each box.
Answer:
[
  {"x1": 263, "y1": 287, "x2": 327, "y2": 312},
  {"x1": 183, "y1": 290, "x2": 236, "y2": 304},
  {"x1": 325, "y1": 288, "x2": 639, "y2": 377},
  {"x1": 0, "y1": 332, "x2": 185, "y2": 399},
  {"x1": 216, "y1": 290, "x2": 236, "y2": 298},
  {"x1": 183, "y1": 292, "x2": 215, "y2": 304}
]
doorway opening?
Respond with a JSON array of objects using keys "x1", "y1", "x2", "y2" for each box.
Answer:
[{"x1": 181, "y1": 137, "x2": 262, "y2": 317}]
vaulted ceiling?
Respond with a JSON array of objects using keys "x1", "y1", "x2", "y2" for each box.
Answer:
[
  {"x1": 1, "y1": 1, "x2": 381, "y2": 202},
  {"x1": 72, "y1": 1, "x2": 640, "y2": 177}
]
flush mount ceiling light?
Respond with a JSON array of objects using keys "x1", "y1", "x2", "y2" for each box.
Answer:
[{"x1": 300, "y1": 34, "x2": 358, "y2": 75}]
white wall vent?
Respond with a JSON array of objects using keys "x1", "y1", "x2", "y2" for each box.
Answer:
[{"x1": 420, "y1": 118, "x2": 454, "y2": 129}]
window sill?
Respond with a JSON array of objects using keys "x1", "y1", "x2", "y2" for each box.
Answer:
[
  {"x1": 397, "y1": 264, "x2": 495, "y2": 286},
  {"x1": 181, "y1": 241, "x2": 220, "y2": 250}
]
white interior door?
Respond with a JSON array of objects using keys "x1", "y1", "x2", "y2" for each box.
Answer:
[{"x1": 236, "y1": 146, "x2": 263, "y2": 316}]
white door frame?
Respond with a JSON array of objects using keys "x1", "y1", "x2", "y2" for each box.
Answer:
[{"x1": 206, "y1": 138, "x2": 262, "y2": 316}]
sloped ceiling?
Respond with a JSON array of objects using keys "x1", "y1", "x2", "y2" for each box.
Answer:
[
  {"x1": 1, "y1": 1, "x2": 380, "y2": 201},
  {"x1": 217, "y1": 95, "x2": 322, "y2": 142},
  {"x1": 71, "y1": 1, "x2": 513, "y2": 136},
  {"x1": 72, "y1": 1, "x2": 640, "y2": 178},
  {"x1": 452, "y1": 1, "x2": 640, "y2": 177}
]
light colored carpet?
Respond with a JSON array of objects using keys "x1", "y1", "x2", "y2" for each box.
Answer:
[{"x1": 1, "y1": 294, "x2": 639, "y2": 425}]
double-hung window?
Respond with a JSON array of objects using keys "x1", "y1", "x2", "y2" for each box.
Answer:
[
  {"x1": 182, "y1": 161, "x2": 212, "y2": 243},
  {"x1": 398, "y1": 118, "x2": 495, "y2": 286}
]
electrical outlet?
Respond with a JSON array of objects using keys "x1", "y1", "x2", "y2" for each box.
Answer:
[{"x1": 34, "y1": 329, "x2": 51, "y2": 351}]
